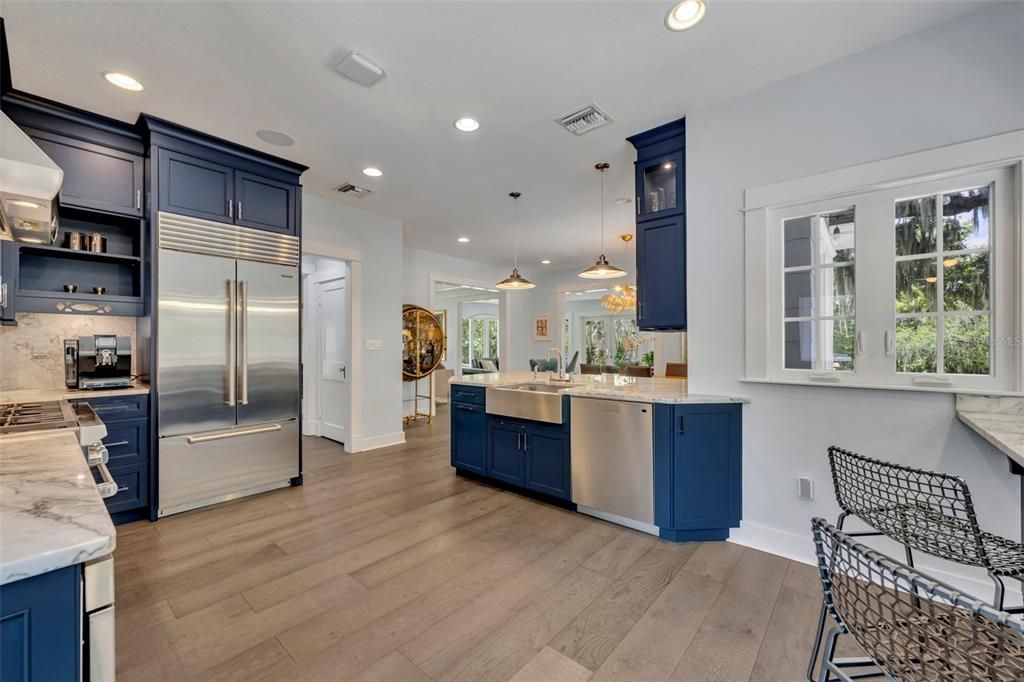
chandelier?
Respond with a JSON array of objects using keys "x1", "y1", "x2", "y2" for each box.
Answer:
[
  {"x1": 602, "y1": 284, "x2": 637, "y2": 313},
  {"x1": 601, "y1": 233, "x2": 636, "y2": 312}
]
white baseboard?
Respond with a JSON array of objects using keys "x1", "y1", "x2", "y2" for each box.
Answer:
[
  {"x1": 350, "y1": 431, "x2": 406, "y2": 453},
  {"x1": 729, "y1": 519, "x2": 1023, "y2": 606}
]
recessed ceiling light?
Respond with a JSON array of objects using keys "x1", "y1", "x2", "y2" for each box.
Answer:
[
  {"x1": 663, "y1": 162, "x2": 674, "y2": 170},
  {"x1": 665, "y1": 0, "x2": 707, "y2": 31},
  {"x1": 256, "y1": 129, "x2": 295, "y2": 147},
  {"x1": 457, "y1": 237, "x2": 470, "y2": 243},
  {"x1": 454, "y1": 117, "x2": 480, "y2": 133},
  {"x1": 362, "y1": 167, "x2": 383, "y2": 178},
  {"x1": 102, "y1": 71, "x2": 144, "y2": 91},
  {"x1": 541, "y1": 259, "x2": 551, "y2": 264}
]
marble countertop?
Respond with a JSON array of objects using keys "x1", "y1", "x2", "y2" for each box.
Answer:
[
  {"x1": 451, "y1": 372, "x2": 749, "y2": 405},
  {"x1": 0, "y1": 430, "x2": 116, "y2": 585},
  {"x1": 956, "y1": 395, "x2": 1024, "y2": 469},
  {"x1": 0, "y1": 381, "x2": 149, "y2": 404}
]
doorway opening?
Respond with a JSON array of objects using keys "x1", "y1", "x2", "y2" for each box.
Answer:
[
  {"x1": 302, "y1": 255, "x2": 351, "y2": 446},
  {"x1": 429, "y1": 280, "x2": 502, "y2": 408}
]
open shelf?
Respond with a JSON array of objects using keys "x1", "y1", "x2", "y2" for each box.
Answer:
[
  {"x1": 19, "y1": 244, "x2": 141, "y2": 264},
  {"x1": 17, "y1": 289, "x2": 142, "y2": 304}
]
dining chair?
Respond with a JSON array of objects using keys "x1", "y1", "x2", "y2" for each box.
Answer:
[
  {"x1": 665, "y1": 362, "x2": 687, "y2": 377},
  {"x1": 807, "y1": 445, "x2": 1024, "y2": 680},
  {"x1": 579, "y1": 363, "x2": 601, "y2": 375},
  {"x1": 810, "y1": 517, "x2": 1024, "y2": 682},
  {"x1": 622, "y1": 365, "x2": 653, "y2": 377}
]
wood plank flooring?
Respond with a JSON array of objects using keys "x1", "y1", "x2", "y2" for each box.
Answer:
[{"x1": 115, "y1": 408, "x2": 827, "y2": 681}]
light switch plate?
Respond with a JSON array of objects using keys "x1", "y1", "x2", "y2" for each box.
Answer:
[{"x1": 366, "y1": 339, "x2": 384, "y2": 351}]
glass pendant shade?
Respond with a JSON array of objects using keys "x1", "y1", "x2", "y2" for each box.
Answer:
[
  {"x1": 579, "y1": 254, "x2": 627, "y2": 279},
  {"x1": 495, "y1": 267, "x2": 535, "y2": 290}
]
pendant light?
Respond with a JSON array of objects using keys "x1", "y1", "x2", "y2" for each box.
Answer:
[
  {"x1": 579, "y1": 163, "x2": 627, "y2": 279},
  {"x1": 496, "y1": 192, "x2": 535, "y2": 290}
]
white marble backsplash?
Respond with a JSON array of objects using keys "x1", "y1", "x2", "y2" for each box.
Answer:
[{"x1": 0, "y1": 313, "x2": 137, "y2": 391}]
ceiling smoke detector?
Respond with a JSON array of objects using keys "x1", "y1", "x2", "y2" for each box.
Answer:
[
  {"x1": 335, "y1": 183, "x2": 373, "y2": 198},
  {"x1": 335, "y1": 50, "x2": 385, "y2": 87},
  {"x1": 556, "y1": 102, "x2": 613, "y2": 136}
]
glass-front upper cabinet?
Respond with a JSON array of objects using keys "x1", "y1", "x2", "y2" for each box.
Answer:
[{"x1": 637, "y1": 151, "x2": 684, "y2": 218}]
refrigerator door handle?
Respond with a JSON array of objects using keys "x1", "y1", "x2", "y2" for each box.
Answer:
[
  {"x1": 226, "y1": 279, "x2": 237, "y2": 406},
  {"x1": 186, "y1": 424, "x2": 282, "y2": 444},
  {"x1": 239, "y1": 280, "x2": 249, "y2": 405}
]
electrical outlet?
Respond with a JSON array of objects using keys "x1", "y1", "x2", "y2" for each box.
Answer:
[
  {"x1": 798, "y1": 477, "x2": 814, "y2": 500},
  {"x1": 366, "y1": 339, "x2": 384, "y2": 351}
]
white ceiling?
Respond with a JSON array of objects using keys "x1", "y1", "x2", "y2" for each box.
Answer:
[{"x1": 3, "y1": 1, "x2": 986, "y2": 268}]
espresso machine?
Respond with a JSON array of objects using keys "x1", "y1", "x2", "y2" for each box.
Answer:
[{"x1": 65, "y1": 335, "x2": 132, "y2": 389}]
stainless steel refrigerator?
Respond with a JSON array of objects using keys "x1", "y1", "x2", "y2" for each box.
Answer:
[{"x1": 156, "y1": 212, "x2": 300, "y2": 517}]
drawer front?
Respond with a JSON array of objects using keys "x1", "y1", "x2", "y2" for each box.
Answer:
[
  {"x1": 451, "y1": 385, "x2": 485, "y2": 406},
  {"x1": 102, "y1": 462, "x2": 148, "y2": 513},
  {"x1": 101, "y1": 419, "x2": 148, "y2": 466},
  {"x1": 72, "y1": 394, "x2": 148, "y2": 422}
]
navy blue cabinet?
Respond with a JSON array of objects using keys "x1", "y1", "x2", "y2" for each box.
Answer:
[
  {"x1": 487, "y1": 419, "x2": 527, "y2": 487},
  {"x1": 654, "y1": 403, "x2": 742, "y2": 541},
  {"x1": 523, "y1": 424, "x2": 570, "y2": 499},
  {"x1": 0, "y1": 565, "x2": 81, "y2": 682},
  {"x1": 2, "y1": 92, "x2": 147, "y2": 318},
  {"x1": 143, "y1": 116, "x2": 307, "y2": 236},
  {"x1": 627, "y1": 119, "x2": 687, "y2": 331},
  {"x1": 451, "y1": 402, "x2": 487, "y2": 475},
  {"x1": 31, "y1": 130, "x2": 143, "y2": 217},
  {"x1": 636, "y1": 214, "x2": 686, "y2": 330},
  {"x1": 235, "y1": 171, "x2": 297, "y2": 234},
  {"x1": 158, "y1": 148, "x2": 234, "y2": 223},
  {"x1": 71, "y1": 394, "x2": 150, "y2": 524},
  {"x1": 0, "y1": 241, "x2": 16, "y2": 324}
]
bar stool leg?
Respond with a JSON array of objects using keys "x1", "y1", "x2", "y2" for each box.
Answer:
[{"x1": 807, "y1": 513, "x2": 849, "y2": 682}]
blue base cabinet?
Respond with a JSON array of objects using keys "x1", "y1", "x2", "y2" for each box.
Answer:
[
  {"x1": 450, "y1": 386, "x2": 572, "y2": 502},
  {"x1": 0, "y1": 565, "x2": 81, "y2": 682},
  {"x1": 486, "y1": 418, "x2": 528, "y2": 487},
  {"x1": 523, "y1": 424, "x2": 571, "y2": 499},
  {"x1": 70, "y1": 393, "x2": 150, "y2": 524},
  {"x1": 450, "y1": 401, "x2": 486, "y2": 475},
  {"x1": 653, "y1": 403, "x2": 742, "y2": 541}
]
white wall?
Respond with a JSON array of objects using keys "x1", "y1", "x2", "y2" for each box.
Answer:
[
  {"x1": 303, "y1": 193, "x2": 405, "y2": 451},
  {"x1": 686, "y1": 4, "x2": 1024, "y2": 595}
]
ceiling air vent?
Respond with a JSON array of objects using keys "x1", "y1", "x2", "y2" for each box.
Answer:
[
  {"x1": 335, "y1": 183, "x2": 372, "y2": 198},
  {"x1": 556, "y1": 103, "x2": 613, "y2": 136}
]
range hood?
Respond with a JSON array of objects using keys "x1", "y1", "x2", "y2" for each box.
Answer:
[{"x1": 0, "y1": 109, "x2": 63, "y2": 243}]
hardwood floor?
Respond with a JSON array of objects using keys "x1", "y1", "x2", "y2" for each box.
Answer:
[{"x1": 115, "y1": 408, "x2": 828, "y2": 681}]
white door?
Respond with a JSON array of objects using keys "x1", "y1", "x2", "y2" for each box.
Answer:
[{"x1": 317, "y1": 276, "x2": 348, "y2": 443}]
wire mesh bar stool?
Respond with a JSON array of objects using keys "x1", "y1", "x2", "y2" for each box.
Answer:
[
  {"x1": 811, "y1": 518, "x2": 1024, "y2": 681},
  {"x1": 807, "y1": 446, "x2": 1024, "y2": 681}
]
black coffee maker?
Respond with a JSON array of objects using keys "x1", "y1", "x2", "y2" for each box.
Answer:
[{"x1": 64, "y1": 335, "x2": 132, "y2": 389}]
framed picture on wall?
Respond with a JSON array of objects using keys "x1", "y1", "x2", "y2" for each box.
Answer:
[{"x1": 533, "y1": 315, "x2": 551, "y2": 341}]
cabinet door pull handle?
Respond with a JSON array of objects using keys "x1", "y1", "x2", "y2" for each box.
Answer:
[
  {"x1": 522, "y1": 433, "x2": 528, "y2": 451},
  {"x1": 117, "y1": 485, "x2": 130, "y2": 492},
  {"x1": 678, "y1": 416, "x2": 685, "y2": 433},
  {"x1": 455, "y1": 404, "x2": 475, "y2": 412},
  {"x1": 136, "y1": 190, "x2": 142, "y2": 210},
  {"x1": 228, "y1": 199, "x2": 234, "y2": 219},
  {"x1": 1, "y1": 281, "x2": 7, "y2": 309},
  {"x1": 103, "y1": 440, "x2": 130, "y2": 448},
  {"x1": 237, "y1": 201, "x2": 242, "y2": 220}
]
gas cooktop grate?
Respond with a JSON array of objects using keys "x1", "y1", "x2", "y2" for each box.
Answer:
[{"x1": 0, "y1": 401, "x2": 78, "y2": 434}]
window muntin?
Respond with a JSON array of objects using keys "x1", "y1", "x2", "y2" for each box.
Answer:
[
  {"x1": 895, "y1": 185, "x2": 992, "y2": 376},
  {"x1": 782, "y1": 208, "x2": 856, "y2": 372}
]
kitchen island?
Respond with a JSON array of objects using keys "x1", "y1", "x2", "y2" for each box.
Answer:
[
  {"x1": 0, "y1": 429, "x2": 116, "y2": 681},
  {"x1": 449, "y1": 372, "x2": 748, "y2": 541}
]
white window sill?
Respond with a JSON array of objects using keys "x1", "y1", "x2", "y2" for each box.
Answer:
[{"x1": 740, "y1": 377, "x2": 1022, "y2": 397}]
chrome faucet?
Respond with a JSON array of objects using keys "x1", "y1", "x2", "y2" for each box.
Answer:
[{"x1": 548, "y1": 347, "x2": 571, "y2": 382}]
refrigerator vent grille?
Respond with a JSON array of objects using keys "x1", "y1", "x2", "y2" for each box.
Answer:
[{"x1": 158, "y1": 212, "x2": 299, "y2": 266}]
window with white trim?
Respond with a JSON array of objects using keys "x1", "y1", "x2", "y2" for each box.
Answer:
[{"x1": 747, "y1": 155, "x2": 1021, "y2": 393}]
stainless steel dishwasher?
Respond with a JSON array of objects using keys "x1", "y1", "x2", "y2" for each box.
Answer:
[{"x1": 570, "y1": 397, "x2": 656, "y2": 534}]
